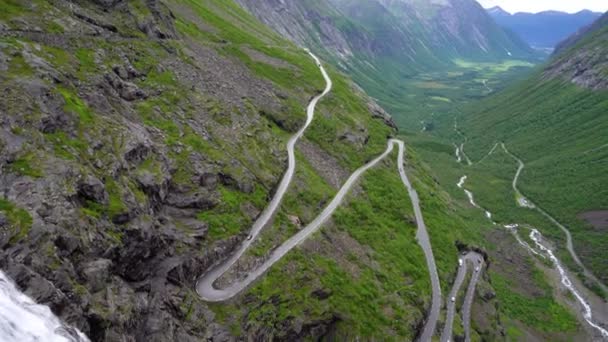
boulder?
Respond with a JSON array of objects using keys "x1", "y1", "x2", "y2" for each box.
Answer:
[
  {"x1": 54, "y1": 235, "x2": 81, "y2": 255},
  {"x1": 164, "y1": 190, "x2": 218, "y2": 210},
  {"x1": 136, "y1": 170, "x2": 168, "y2": 206},
  {"x1": 219, "y1": 172, "x2": 254, "y2": 193},
  {"x1": 104, "y1": 73, "x2": 147, "y2": 102},
  {"x1": 199, "y1": 172, "x2": 218, "y2": 189},
  {"x1": 367, "y1": 100, "x2": 397, "y2": 129},
  {"x1": 77, "y1": 175, "x2": 108, "y2": 204},
  {"x1": 82, "y1": 259, "x2": 112, "y2": 293}
]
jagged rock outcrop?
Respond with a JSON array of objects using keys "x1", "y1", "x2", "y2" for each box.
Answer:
[{"x1": 544, "y1": 12, "x2": 608, "y2": 89}]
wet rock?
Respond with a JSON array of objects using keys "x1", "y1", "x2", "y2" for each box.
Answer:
[
  {"x1": 5, "y1": 264, "x2": 69, "y2": 315},
  {"x1": 77, "y1": 175, "x2": 108, "y2": 204},
  {"x1": 82, "y1": 259, "x2": 112, "y2": 293}
]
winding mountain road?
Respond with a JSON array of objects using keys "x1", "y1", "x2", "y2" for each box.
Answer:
[
  {"x1": 440, "y1": 252, "x2": 484, "y2": 342},
  {"x1": 461, "y1": 254, "x2": 484, "y2": 342},
  {"x1": 197, "y1": 51, "x2": 442, "y2": 342},
  {"x1": 397, "y1": 141, "x2": 442, "y2": 342},
  {"x1": 501, "y1": 143, "x2": 608, "y2": 294},
  {"x1": 196, "y1": 50, "x2": 332, "y2": 301}
]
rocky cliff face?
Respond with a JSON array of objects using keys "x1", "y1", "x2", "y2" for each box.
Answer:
[
  {"x1": 237, "y1": 0, "x2": 533, "y2": 69},
  {"x1": 0, "y1": 0, "x2": 396, "y2": 340},
  {"x1": 370, "y1": 0, "x2": 533, "y2": 59},
  {"x1": 233, "y1": 0, "x2": 356, "y2": 59},
  {"x1": 545, "y1": 12, "x2": 608, "y2": 89}
]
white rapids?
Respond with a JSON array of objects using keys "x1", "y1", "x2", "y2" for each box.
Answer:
[
  {"x1": 0, "y1": 271, "x2": 89, "y2": 342},
  {"x1": 457, "y1": 176, "x2": 478, "y2": 208},
  {"x1": 528, "y1": 230, "x2": 608, "y2": 339}
]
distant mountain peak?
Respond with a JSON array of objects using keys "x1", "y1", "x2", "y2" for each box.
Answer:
[
  {"x1": 487, "y1": 6, "x2": 510, "y2": 16},
  {"x1": 487, "y1": 7, "x2": 602, "y2": 49}
]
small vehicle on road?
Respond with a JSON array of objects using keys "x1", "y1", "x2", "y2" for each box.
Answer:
[
  {"x1": 475, "y1": 266, "x2": 480, "y2": 272},
  {"x1": 451, "y1": 297, "x2": 456, "y2": 302},
  {"x1": 247, "y1": 235, "x2": 253, "y2": 241},
  {"x1": 458, "y1": 259, "x2": 463, "y2": 266}
]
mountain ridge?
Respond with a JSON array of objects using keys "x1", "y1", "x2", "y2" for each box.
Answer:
[{"x1": 487, "y1": 7, "x2": 603, "y2": 48}]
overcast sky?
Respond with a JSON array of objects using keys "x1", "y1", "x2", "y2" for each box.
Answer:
[{"x1": 476, "y1": 0, "x2": 608, "y2": 14}]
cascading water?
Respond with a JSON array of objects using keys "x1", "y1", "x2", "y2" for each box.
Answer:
[
  {"x1": 528, "y1": 230, "x2": 608, "y2": 340},
  {"x1": 0, "y1": 271, "x2": 89, "y2": 342}
]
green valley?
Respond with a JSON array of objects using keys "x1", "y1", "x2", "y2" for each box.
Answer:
[{"x1": 0, "y1": 0, "x2": 606, "y2": 341}]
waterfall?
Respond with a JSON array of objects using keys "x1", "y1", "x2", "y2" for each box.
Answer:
[{"x1": 0, "y1": 271, "x2": 89, "y2": 342}]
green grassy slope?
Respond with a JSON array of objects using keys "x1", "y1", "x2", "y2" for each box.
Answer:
[
  {"x1": 404, "y1": 131, "x2": 585, "y2": 339},
  {"x1": 0, "y1": 0, "x2": 510, "y2": 339},
  {"x1": 454, "y1": 19, "x2": 608, "y2": 286}
]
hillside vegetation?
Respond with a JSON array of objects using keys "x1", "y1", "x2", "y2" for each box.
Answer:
[
  {"x1": 455, "y1": 16, "x2": 608, "y2": 287},
  {"x1": 0, "y1": 0, "x2": 500, "y2": 340},
  {"x1": 235, "y1": 0, "x2": 539, "y2": 129}
]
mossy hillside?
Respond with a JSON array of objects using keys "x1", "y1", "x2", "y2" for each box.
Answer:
[
  {"x1": 209, "y1": 157, "x2": 429, "y2": 339},
  {"x1": 164, "y1": 0, "x2": 396, "y2": 251},
  {"x1": 405, "y1": 131, "x2": 591, "y2": 335},
  {"x1": 6, "y1": 151, "x2": 43, "y2": 178},
  {"x1": 246, "y1": 150, "x2": 337, "y2": 257},
  {"x1": 0, "y1": 0, "x2": 478, "y2": 339},
  {"x1": 0, "y1": 0, "x2": 58, "y2": 32},
  {"x1": 406, "y1": 131, "x2": 580, "y2": 264},
  {"x1": 172, "y1": 0, "x2": 395, "y2": 170},
  {"x1": 209, "y1": 144, "x2": 499, "y2": 338},
  {"x1": 0, "y1": 198, "x2": 33, "y2": 244},
  {"x1": 491, "y1": 266, "x2": 579, "y2": 334},
  {"x1": 457, "y1": 78, "x2": 608, "y2": 284}
]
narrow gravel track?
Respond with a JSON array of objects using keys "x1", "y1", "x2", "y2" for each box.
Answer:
[{"x1": 501, "y1": 143, "x2": 608, "y2": 294}]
